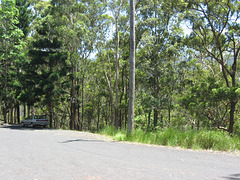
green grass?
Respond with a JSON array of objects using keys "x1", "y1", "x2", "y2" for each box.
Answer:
[{"x1": 98, "y1": 126, "x2": 240, "y2": 152}]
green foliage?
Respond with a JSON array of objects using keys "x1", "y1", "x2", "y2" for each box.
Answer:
[
  {"x1": 15, "y1": 0, "x2": 32, "y2": 37},
  {"x1": 0, "y1": 0, "x2": 26, "y2": 122},
  {"x1": 99, "y1": 126, "x2": 240, "y2": 152},
  {"x1": 1, "y1": 0, "x2": 239, "y2": 136}
]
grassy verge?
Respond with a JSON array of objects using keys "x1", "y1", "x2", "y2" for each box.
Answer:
[{"x1": 99, "y1": 126, "x2": 240, "y2": 152}]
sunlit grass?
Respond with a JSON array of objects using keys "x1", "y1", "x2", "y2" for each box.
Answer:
[{"x1": 98, "y1": 126, "x2": 240, "y2": 152}]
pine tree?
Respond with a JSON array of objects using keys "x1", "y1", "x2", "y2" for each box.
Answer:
[
  {"x1": 26, "y1": 5, "x2": 68, "y2": 128},
  {"x1": 0, "y1": 0, "x2": 25, "y2": 123}
]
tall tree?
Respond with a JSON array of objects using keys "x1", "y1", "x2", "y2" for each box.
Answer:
[
  {"x1": 14, "y1": 0, "x2": 33, "y2": 123},
  {"x1": 128, "y1": 0, "x2": 135, "y2": 134},
  {"x1": 108, "y1": 0, "x2": 127, "y2": 129},
  {"x1": 51, "y1": 0, "x2": 107, "y2": 130},
  {"x1": 0, "y1": 0, "x2": 24, "y2": 123},
  {"x1": 26, "y1": 2, "x2": 68, "y2": 128},
  {"x1": 15, "y1": 0, "x2": 32, "y2": 37},
  {"x1": 135, "y1": 0, "x2": 184, "y2": 128},
  {"x1": 183, "y1": 0, "x2": 240, "y2": 133}
]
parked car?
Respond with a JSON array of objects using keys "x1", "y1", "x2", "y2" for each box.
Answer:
[{"x1": 21, "y1": 115, "x2": 48, "y2": 128}]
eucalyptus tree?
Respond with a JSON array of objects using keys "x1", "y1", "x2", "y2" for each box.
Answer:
[
  {"x1": 118, "y1": 16, "x2": 131, "y2": 129},
  {"x1": 95, "y1": 52, "x2": 115, "y2": 127},
  {"x1": 108, "y1": 0, "x2": 128, "y2": 129},
  {"x1": 100, "y1": 46, "x2": 115, "y2": 126},
  {"x1": 51, "y1": 0, "x2": 83, "y2": 130},
  {"x1": 51, "y1": 0, "x2": 107, "y2": 130},
  {"x1": 136, "y1": 0, "x2": 184, "y2": 128},
  {"x1": 181, "y1": 0, "x2": 240, "y2": 133}
]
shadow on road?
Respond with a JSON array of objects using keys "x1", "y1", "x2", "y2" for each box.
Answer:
[
  {"x1": 60, "y1": 138, "x2": 107, "y2": 143},
  {"x1": 0, "y1": 124, "x2": 48, "y2": 131},
  {"x1": 222, "y1": 173, "x2": 240, "y2": 180}
]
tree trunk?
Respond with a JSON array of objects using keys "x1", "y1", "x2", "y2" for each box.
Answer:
[
  {"x1": 31, "y1": 106, "x2": 35, "y2": 116},
  {"x1": 147, "y1": 110, "x2": 151, "y2": 129},
  {"x1": 48, "y1": 101, "x2": 53, "y2": 129},
  {"x1": 0, "y1": 107, "x2": 3, "y2": 121},
  {"x1": 27, "y1": 105, "x2": 30, "y2": 117},
  {"x1": 97, "y1": 99, "x2": 100, "y2": 131},
  {"x1": 106, "y1": 98, "x2": 109, "y2": 126},
  {"x1": 103, "y1": 62, "x2": 114, "y2": 126},
  {"x1": 70, "y1": 70, "x2": 77, "y2": 130},
  {"x1": 229, "y1": 100, "x2": 236, "y2": 134},
  {"x1": 78, "y1": 104, "x2": 81, "y2": 131},
  {"x1": 115, "y1": 18, "x2": 120, "y2": 129},
  {"x1": 3, "y1": 44, "x2": 8, "y2": 124},
  {"x1": 23, "y1": 103, "x2": 26, "y2": 118},
  {"x1": 11, "y1": 107, "x2": 14, "y2": 124},
  {"x1": 125, "y1": 75, "x2": 128, "y2": 129},
  {"x1": 119, "y1": 94, "x2": 122, "y2": 129},
  {"x1": 3, "y1": 107, "x2": 7, "y2": 124},
  {"x1": 8, "y1": 110, "x2": 10, "y2": 123},
  {"x1": 17, "y1": 104, "x2": 20, "y2": 124},
  {"x1": 168, "y1": 104, "x2": 171, "y2": 127},
  {"x1": 56, "y1": 108, "x2": 59, "y2": 129},
  {"x1": 81, "y1": 75, "x2": 84, "y2": 130},
  {"x1": 153, "y1": 107, "x2": 158, "y2": 127},
  {"x1": 128, "y1": 0, "x2": 135, "y2": 135},
  {"x1": 119, "y1": 66, "x2": 125, "y2": 129},
  {"x1": 14, "y1": 107, "x2": 17, "y2": 124}
]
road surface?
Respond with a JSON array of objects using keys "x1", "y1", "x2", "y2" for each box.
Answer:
[{"x1": 0, "y1": 124, "x2": 239, "y2": 180}]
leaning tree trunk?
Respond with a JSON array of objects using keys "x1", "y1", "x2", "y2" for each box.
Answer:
[{"x1": 103, "y1": 61, "x2": 114, "y2": 126}]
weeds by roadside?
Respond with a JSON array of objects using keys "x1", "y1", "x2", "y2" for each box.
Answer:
[{"x1": 98, "y1": 126, "x2": 240, "y2": 152}]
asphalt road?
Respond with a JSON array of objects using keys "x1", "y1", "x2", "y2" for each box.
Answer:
[{"x1": 0, "y1": 124, "x2": 240, "y2": 180}]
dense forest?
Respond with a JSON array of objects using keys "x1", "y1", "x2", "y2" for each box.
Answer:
[{"x1": 0, "y1": 0, "x2": 240, "y2": 135}]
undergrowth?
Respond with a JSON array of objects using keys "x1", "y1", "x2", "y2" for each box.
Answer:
[{"x1": 98, "y1": 126, "x2": 240, "y2": 152}]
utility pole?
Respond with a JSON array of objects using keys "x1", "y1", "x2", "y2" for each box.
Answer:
[{"x1": 128, "y1": 0, "x2": 135, "y2": 135}]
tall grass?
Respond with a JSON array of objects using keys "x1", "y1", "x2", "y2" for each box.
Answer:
[{"x1": 99, "y1": 126, "x2": 240, "y2": 152}]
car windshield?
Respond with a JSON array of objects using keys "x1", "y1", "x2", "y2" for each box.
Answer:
[{"x1": 34, "y1": 115, "x2": 46, "y2": 119}]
